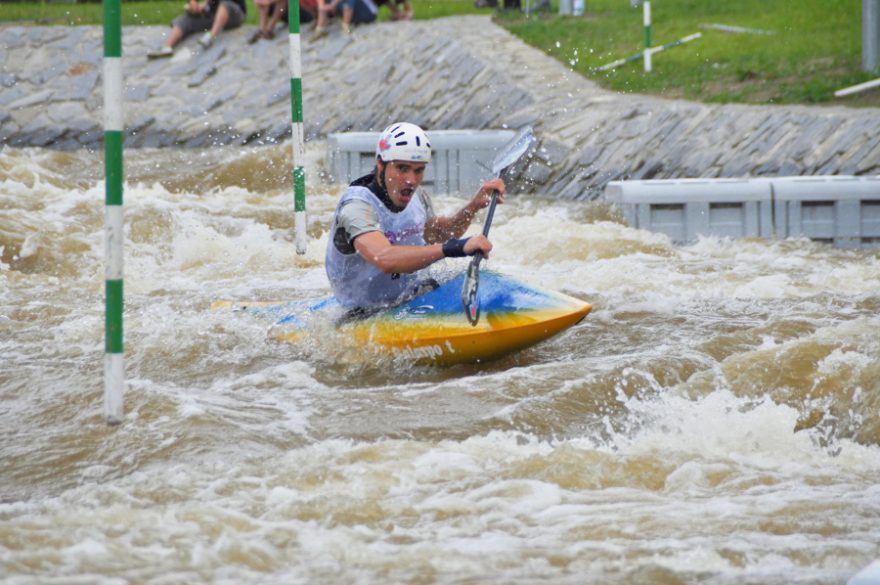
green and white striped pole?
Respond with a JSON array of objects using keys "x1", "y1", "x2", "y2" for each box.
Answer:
[
  {"x1": 103, "y1": 0, "x2": 124, "y2": 424},
  {"x1": 288, "y1": 1, "x2": 307, "y2": 255},
  {"x1": 643, "y1": 0, "x2": 652, "y2": 72}
]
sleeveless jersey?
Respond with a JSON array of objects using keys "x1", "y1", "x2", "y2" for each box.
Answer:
[{"x1": 325, "y1": 183, "x2": 429, "y2": 309}]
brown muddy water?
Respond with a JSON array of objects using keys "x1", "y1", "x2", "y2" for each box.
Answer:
[{"x1": 1, "y1": 143, "x2": 879, "y2": 584}]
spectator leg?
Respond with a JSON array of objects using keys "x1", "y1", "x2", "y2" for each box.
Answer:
[
  {"x1": 166, "y1": 24, "x2": 186, "y2": 48},
  {"x1": 211, "y1": 3, "x2": 230, "y2": 37}
]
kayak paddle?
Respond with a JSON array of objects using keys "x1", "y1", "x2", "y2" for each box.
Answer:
[{"x1": 461, "y1": 126, "x2": 537, "y2": 326}]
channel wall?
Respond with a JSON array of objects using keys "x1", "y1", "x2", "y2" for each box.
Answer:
[{"x1": 1, "y1": 15, "x2": 879, "y2": 199}]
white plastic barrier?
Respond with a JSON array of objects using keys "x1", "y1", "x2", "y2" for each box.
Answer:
[
  {"x1": 849, "y1": 560, "x2": 880, "y2": 585},
  {"x1": 604, "y1": 176, "x2": 880, "y2": 249},
  {"x1": 327, "y1": 129, "x2": 515, "y2": 196},
  {"x1": 772, "y1": 176, "x2": 880, "y2": 248},
  {"x1": 603, "y1": 178, "x2": 775, "y2": 243}
]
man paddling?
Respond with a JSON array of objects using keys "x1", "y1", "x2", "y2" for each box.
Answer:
[{"x1": 325, "y1": 122, "x2": 505, "y2": 311}]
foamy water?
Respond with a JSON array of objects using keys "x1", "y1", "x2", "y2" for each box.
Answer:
[{"x1": 1, "y1": 144, "x2": 879, "y2": 584}]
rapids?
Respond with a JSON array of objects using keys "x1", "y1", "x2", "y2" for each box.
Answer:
[{"x1": 1, "y1": 144, "x2": 879, "y2": 584}]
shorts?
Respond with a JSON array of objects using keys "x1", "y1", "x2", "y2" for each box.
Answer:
[
  {"x1": 340, "y1": 0, "x2": 377, "y2": 24},
  {"x1": 172, "y1": 0, "x2": 245, "y2": 36}
]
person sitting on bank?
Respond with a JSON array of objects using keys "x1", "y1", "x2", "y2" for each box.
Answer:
[
  {"x1": 314, "y1": 0, "x2": 377, "y2": 37},
  {"x1": 376, "y1": 0, "x2": 413, "y2": 20},
  {"x1": 250, "y1": 0, "x2": 319, "y2": 43},
  {"x1": 251, "y1": 0, "x2": 283, "y2": 42},
  {"x1": 147, "y1": 0, "x2": 246, "y2": 59},
  {"x1": 325, "y1": 122, "x2": 505, "y2": 311}
]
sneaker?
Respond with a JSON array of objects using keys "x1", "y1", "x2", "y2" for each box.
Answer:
[
  {"x1": 198, "y1": 32, "x2": 213, "y2": 48},
  {"x1": 147, "y1": 46, "x2": 174, "y2": 59},
  {"x1": 312, "y1": 26, "x2": 328, "y2": 40},
  {"x1": 340, "y1": 22, "x2": 352, "y2": 35}
]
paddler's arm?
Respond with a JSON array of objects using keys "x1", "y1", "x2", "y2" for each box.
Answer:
[
  {"x1": 423, "y1": 178, "x2": 505, "y2": 244},
  {"x1": 354, "y1": 231, "x2": 492, "y2": 274}
]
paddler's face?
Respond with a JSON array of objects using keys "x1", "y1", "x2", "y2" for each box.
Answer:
[{"x1": 381, "y1": 160, "x2": 427, "y2": 208}]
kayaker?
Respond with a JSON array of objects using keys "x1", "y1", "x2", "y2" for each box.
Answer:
[{"x1": 325, "y1": 122, "x2": 505, "y2": 311}]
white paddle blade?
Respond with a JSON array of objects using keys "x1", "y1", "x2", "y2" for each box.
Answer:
[
  {"x1": 491, "y1": 126, "x2": 537, "y2": 178},
  {"x1": 462, "y1": 258, "x2": 481, "y2": 326}
]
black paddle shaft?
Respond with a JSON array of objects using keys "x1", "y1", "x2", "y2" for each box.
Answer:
[{"x1": 482, "y1": 191, "x2": 499, "y2": 237}]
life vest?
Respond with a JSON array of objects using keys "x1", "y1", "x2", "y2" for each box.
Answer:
[{"x1": 325, "y1": 183, "x2": 428, "y2": 309}]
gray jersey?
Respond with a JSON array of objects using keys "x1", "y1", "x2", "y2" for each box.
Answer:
[
  {"x1": 325, "y1": 185, "x2": 434, "y2": 309},
  {"x1": 333, "y1": 189, "x2": 434, "y2": 251}
]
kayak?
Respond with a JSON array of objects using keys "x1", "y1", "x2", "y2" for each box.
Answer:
[{"x1": 214, "y1": 270, "x2": 591, "y2": 365}]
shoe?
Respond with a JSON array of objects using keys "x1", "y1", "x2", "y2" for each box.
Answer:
[
  {"x1": 198, "y1": 32, "x2": 213, "y2": 48},
  {"x1": 312, "y1": 26, "x2": 327, "y2": 40},
  {"x1": 248, "y1": 30, "x2": 263, "y2": 44},
  {"x1": 147, "y1": 46, "x2": 174, "y2": 59},
  {"x1": 340, "y1": 22, "x2": 352, "y2": 35},
  {"x1": 263, "y1": 29, "x2": 275, "y2": 40}
]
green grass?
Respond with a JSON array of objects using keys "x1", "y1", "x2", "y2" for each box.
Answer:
[
  {"x1": 1, "y1": 0, "x2": 876, "y2": 106},
  {"x1": 496, "y1": 0, "x2": 877, "y2": 106}
]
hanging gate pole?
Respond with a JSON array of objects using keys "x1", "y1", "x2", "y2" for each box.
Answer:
[
  {"x1": 103, "y1": 0, "x2": 124, "y2": 424},
  {"x1": 288, "y1": 2, "x2": 307, "y2": 255}
]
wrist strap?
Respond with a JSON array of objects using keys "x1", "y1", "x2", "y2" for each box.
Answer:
[{"x1": 442, "y1": 238, "x2": 470, "y2": 258}]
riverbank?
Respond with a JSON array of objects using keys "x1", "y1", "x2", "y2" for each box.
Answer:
[{"x1": 1, "y1": 16, "x2": 879, "y2": 198}]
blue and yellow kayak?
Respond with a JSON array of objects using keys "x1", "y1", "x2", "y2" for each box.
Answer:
[{"x1": 215, "y1": 271, "x2": 591, "y2": 365}]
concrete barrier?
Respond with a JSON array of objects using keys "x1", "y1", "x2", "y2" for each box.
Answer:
[
  {"x1": 604, "y1": 176, "x2": 880, "y2": 248},
  {"x1": 849, "y1": 560, "x2": 880, "y2": 585},
  {"x1": 772, "y1": 176, "x2": 880, "y2": 248},
  {"x1": 603, "y1": 178, "x2": 775, "y2": 242},
  {"x1": 327, "y1": 129, "x2": 515, "y2": 195}
]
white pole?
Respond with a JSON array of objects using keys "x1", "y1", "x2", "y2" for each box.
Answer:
[
  {"x1": 103, "y1": 0, "x2": 124, "y2": 425},
  {"x1": 643, "y1": 0, "x2": 652, "y2": 73},
  {"x1": 864, "y1": 0, "x2": 880, "y2": 72},
  {"x1": 288, "y1": 2, "x2": 307, "y2": 255},
  {"x1": 834, "y1": 76, "x2": 880, "y2": 97}
]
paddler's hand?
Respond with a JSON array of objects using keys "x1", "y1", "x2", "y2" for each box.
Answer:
[
  {"x1": 463, "y1": 234, "x2": 493, "y2": 258},
  {"x1": 468, "y1": 178, "x2": 506, "y2": 212}
]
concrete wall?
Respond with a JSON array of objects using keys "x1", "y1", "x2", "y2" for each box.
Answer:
[{"x1": 1, "y1": 16, "x2": 879, "y2": 199}]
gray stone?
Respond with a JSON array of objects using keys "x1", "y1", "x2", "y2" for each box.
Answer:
[
  {"x1": 316, "y1": 35, "x2": 353, "y2": 62},
  {"x1": 523, "y1": 161, "x2": 552, "y2": 184},
  {"x1": 78, "y1": 128, "x2": 105, "y2": 146},
  {"x1": 0, "y1": 119, "x2": 20, "y2": 144},
  {"x1": 188, "y1": 63, "x2": 218, "y2": 87},
  {"x1": 0, "y1": 86, "x2": 27, "y2": 108},
  {"x1": 0, "y1": 27, "x2": 28, "y2": 50},
  {"x1": 66, "y1": 71, "x2": 100, "y2": 101},
  {"x1": 17, "y1": 125, "x2": 65, "y2": 147},
  {"x1": 0, "y1": 19, "x2": 878, "y2": 197},
  {"x1": 7, "y1": 89, "x2": 55, "y2": 110},
  {"x1": 46, "y1": 27, "x2": 89, "y2": 52},
  {"x1": 127, "y1": 115, "x2": 156, "y2": 135},
  {"x1": 47, "y1": 101, "x2": 90, "y2": 126},
  {"x1": 124, "y1": 84, "x2": 152, "y2": 102},
  {"x1": 534, "y1": 139, "x2": 568, "y2": 166}
]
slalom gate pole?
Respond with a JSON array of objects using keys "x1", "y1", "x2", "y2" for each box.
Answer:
[
  {"x1": 643, "y1": 0, "x2": 652, "y2": 72},
  {"x1": 103, "y1": 0, "x2": 124, "y2": 424},
  {"x1": 652, "y1": 32, "x2": 701, "y2": 57},
  {"x1": 288, "y1": 1, "x2": 307, "y2": 255},
  {"x1": 595, "y1": 32, "x2": 701, "y2": 73},
  {"x1": 834, "y1": 76, "x2": 880, "y2": 97}
]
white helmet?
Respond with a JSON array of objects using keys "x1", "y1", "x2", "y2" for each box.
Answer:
[{"x1": 376, "y1": 122, "x2": 432, "y2": 163}]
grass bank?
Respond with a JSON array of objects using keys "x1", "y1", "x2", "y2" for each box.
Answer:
[
  {"x1": 1, "y1": 0, "x2": 876, "y2": 107},
  {"x1": 497, "y1": 0, "x2": 878, "y2": 107}
]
